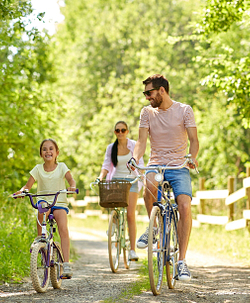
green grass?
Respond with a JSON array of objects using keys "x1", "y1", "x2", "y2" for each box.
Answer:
[
  {"x1": 189, "y1": 224, "x2": 250, "y2": 264},
  {"x1": 0, "y1": 194, "x2": 36, "y2": 283}
]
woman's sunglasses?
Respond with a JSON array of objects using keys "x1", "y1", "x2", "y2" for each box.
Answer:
[
  {"x1": 143, "y1": 87, "x2": 161, "y2": 97},
  {"x1": 115, "y1": 128, "x2": 127, "y2": 133}
]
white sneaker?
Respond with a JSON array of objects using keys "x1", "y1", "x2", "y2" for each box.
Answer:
[
  {"x1": 177, "y1": 260, "x2": 191, "y2": 282},
  {"x1": 137, "y1": 227, "x2": 157, "y2": 249},
  {"x1": 62, "y1": 262, "x2": 73, "y2": 279},
  {"x1": 128, "y1": 250, "x2": 139, "y2": 261},
  {"x1": 106, "y1": 223, "x2": 116, "y2": 236}
]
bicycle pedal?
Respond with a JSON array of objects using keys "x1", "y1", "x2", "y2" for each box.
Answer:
[{"x1": 60, "y1": 275, "x2": 72, "y2": 280}]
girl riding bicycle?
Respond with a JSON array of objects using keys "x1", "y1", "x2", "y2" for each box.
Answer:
[{"x1": 14, "y1": 138, "x2": 76, "y2": 278}]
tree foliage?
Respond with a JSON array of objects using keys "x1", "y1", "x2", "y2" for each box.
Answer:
[
  {"x1": 0, "y1": 0, "x2": 61, "y2": 191},
  {"x1": 196, "y1": 0, "x2": 250, "y2": 124},
  {"x1": 53, "y1": 0, "x2": 203, "y2": 193}
]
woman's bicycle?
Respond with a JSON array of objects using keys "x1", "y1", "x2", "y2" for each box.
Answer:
[
  {"x1": 91, "y1": 177, "x2": 139, "y2": 273},
  {"x1": 13, "y1": 188, "x2": 78, "y2": 293},
  {"x1": 127, "y1": 154, "x2": 198, "y2": 295}
]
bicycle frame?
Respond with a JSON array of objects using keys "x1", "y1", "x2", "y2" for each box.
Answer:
[
  {"x1": 117, "y1": 207, "x2": 127, "y2": 251},
  {"x1": 154, "y1": 178, "x2": 179, "y2": 265}
]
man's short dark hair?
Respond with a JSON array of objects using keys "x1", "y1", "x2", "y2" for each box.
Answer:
[{"x1": 143, "y1": 74, "x2": 169, "y2": 94}]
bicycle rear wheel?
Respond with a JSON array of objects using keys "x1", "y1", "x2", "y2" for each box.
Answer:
[
  {"x1": 123, "y1": 211, "x2": 130, "y2": 269},
  {"x1": 166, "y1": 209, "x2": 179, "y2": 289},
  {"x1": 108, "y1": 210, "x2": 120, "y2": 273},
  {"x1": 50, "y1": 242, "x2": 63, "y2": 289},
  {"x1": 148, "y1": 206, "x2": 164, "y2": 296},
  {"x1": 30, "y1": 242, "x2": 50, "y2": 293}
]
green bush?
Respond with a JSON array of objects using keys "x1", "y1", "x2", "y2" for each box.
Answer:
[{"x1": 0, "y1": 192, "x2": 36, "y2": 283}]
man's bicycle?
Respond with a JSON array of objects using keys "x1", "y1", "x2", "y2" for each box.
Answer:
[
  {"x1": 127, "y1": 155, "x2": 198, "y2": 295},
  {"x1": 91, "y1": 177, "x2": 139, "y2": 273},
  {"x1": 13, "y1": 189, "x2": 78, "y2": 293}
]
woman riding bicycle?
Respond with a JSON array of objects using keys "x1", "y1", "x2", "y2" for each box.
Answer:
[
  {"x1": 99, "y1": 121, "x2": 144, "y2": 261},
  {"x1": 14, "y1": 138, "x2": 76, "y2": 278}
]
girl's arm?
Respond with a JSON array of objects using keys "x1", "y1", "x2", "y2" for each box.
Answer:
[
  {"x1": 65, "y1": 171, "x2": 76, "y2": 191},
  {"x1": 14, "y1": 175, "x2": 35, "y2": 196}
]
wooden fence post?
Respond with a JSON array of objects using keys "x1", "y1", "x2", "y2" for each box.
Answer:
[
  {"x1": 199, "y1": 177, "x2": 205, "y2": 214},
  {"x1": 246, "y1": 168, "x2": 250, "y2": 210},
  {"x1": 227, "y1": 176, "x2": 234, "y2": 221}
]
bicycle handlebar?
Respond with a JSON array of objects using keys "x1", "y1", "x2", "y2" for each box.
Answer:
[
  {"x1": 90, "y1": 175, "x2": 141, "y2": 191},
  {"x1": 127, "y1": 154, "x2": 199, "y2": 174},
  {"x1": 13, "y1": 189, "x2": 79, "y2": 211}
]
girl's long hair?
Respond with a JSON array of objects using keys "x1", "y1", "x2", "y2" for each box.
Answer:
[{"x1": 111, "y1": 121, "x2": 128, "y2": 167}]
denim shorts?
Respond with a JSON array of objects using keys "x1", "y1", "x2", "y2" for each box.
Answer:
[
  {"x1": 37, "y1": 200, "x2": 69, "y2": 214},
  {"x1": 112, "y1": 177, "x2": 139, "y2": 193},
  {"x1": 50, "y1": 206, "x2": 69, "y2": 214},
  {"x1": 145, "y1": 167, "x2": 192, "y2": 199}
]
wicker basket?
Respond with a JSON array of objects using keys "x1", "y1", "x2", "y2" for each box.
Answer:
[{"x1": 98, "y1": 180, "x2": 132, "y2": 208}]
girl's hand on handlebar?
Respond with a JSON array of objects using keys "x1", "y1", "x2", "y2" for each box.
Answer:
[
  {"x1": 67, "y1": 187, "x2": 78, "y2": 193},
  {"x1": 13, "y1": 189, "x2": 27, "y2": 198}
]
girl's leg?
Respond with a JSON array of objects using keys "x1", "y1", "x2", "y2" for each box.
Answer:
[
  {"x1": 53, "y1": 209, "x2": 70, "y2": 262},
  {"x1": 127, "y1": 191, "x2": 138, "y2": 251}
]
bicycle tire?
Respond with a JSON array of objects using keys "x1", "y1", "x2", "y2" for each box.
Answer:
[
  {"x1": 166, "y1": 209, "x2": 179, "y2": 289},
  {"x1": 148, "y1": 206, "x2": 164, "y2": 295},
  {"x1": 123, "y1": 211, "x2": 130, "y2": 269},
  {"x1": 108, "y1": 210, "x2": 120, "y2": 273},
  {"x1": 50, "y1": 242, "x2": 63, "y2": 289},
  {"x1": 30, "y1": 242, "x2": 50, "y2": 293}
]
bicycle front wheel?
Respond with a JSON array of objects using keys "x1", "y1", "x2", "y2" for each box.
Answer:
[
  {"x1": 148, "y1": 206, "x2": 164, "y2": 296},
  {"x1": 108, "y1": 210, "x2": 120, "y2": 273},
  {"x1": 166, "y1": 210, "x2": 179, "y2": 289},
  {"x1": 50, "y1": 242, "x2": 64, "y2": 289},
  {"x1": 123, "y1": 211, "x2": 130, "y2": 269},
  {"x1": 30, "y1": 242, "x2": 50, "y2": 293}
]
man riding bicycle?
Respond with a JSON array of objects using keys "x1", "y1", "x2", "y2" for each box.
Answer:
[{"x1": 132, "y1": 74, "x2": 199, "y2": 281}]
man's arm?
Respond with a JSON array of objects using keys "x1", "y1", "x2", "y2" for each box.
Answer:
[
  {"x1": 187, "y1": 127, "x2": 199, "y2": 168},
  {"x1": 133, "y1": 128, "x2": 148, "y2": 164}
]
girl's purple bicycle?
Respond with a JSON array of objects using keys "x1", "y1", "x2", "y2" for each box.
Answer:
[{"x1": 13, "y1": 189, "x2": 78, "y2": 293}]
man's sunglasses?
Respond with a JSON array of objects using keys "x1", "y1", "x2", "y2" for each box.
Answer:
[
  {"x1": 115, "y1": 128, "x2": 127, "y2": 133},
  {"x1": 143, "y1": 87, "x2": 161, "y2": 97}
]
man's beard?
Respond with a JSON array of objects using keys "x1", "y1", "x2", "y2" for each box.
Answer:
[{"x1": 150, "y1": 92, "x2": 163, "y2": 108}]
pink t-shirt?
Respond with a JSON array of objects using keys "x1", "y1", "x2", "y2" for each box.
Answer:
[{"x1": 139, "y1": 101, "x2": 196, "y2": 166}]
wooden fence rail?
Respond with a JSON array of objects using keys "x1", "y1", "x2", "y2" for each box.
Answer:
[{"x1": 69, "y1": 168, "x2": 250, "y2": 230}]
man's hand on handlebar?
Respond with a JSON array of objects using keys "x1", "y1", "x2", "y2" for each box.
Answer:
[
  {"x1": 188, "y1": 158, "x2": 199, "y2": 173},
  {"x1": 127, "y1": 157, "x2": 137, "y2": 172}
]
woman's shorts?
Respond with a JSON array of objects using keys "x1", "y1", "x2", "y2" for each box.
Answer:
[
  {"x1": 145, "y1": 167, "x2": 192, "y2": 199},
  {"x1": 112, "y1": 177, "x2": 139, "y2": 193}
]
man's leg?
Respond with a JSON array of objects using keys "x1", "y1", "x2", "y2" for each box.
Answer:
[
  {"x1": 144, "y1": 172, "x2": 158, "y2": 218},
  {"x1": 176, "y1": 194, "x2": 192, "y2": 261},
  {"x1": 176, "y1": 194, "x2": 192, "y2": 282}
]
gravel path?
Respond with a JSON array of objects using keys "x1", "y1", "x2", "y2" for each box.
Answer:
[{"x1": 1, "y1": 228, "x2": 250, "y2": 302}]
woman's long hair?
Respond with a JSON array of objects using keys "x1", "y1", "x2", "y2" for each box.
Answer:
[{"x1": 111, "y1": 121, "x2": 128, "y2": 167}]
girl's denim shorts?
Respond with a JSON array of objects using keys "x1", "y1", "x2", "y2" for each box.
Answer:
[{"x1": 146, "y1": 167, "x2": 192, "y2": 199}]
